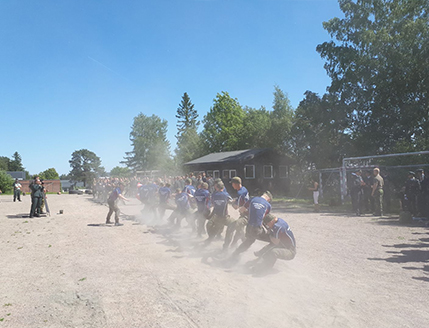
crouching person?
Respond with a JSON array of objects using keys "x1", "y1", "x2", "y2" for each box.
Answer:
[
  {"x1": 168, "y1": 189, "x2": 191, "y2": 228},
  {"x1": 253, "y1": 214, "x2": 296, "y2": 271}
]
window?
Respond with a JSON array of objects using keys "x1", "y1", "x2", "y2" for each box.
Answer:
[
  {"x1": 263, "y1": 165, "x2": 273, "y2": 179},
  {"x1": 279, "y1": 166, "x2": 288, "y2": 178},
  {"x1": 213, "y1": 170, "x2": 220, "y2": 179},
  {"x1": 244, "y1": 165, "x2": 255, "y2": 179},
  {"x1": 229, "y1": 169, "x2": 237, "y2": 179},
  {"x1": 207, "y1": 170, "x2": 213, "y2": 177},
  {"x1": 222, "y1": 170, "x2": 229, "y2": 179}
]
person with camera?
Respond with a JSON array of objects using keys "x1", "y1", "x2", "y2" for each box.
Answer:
[{"x1": 29, "y1": 177, "x2": 45, "y2": 218}]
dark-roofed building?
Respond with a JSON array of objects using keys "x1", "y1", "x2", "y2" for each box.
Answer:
[
  {"x1": 7, "y1": 171, "x2": 26, "y2": 180},
  {"x1": 184, "y1": 149, "x2": 293, "y2": 194}
]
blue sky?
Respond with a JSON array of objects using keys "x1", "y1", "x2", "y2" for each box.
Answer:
[{"x1": 0, "y1": 0, "x2": 342, "y2": 175}]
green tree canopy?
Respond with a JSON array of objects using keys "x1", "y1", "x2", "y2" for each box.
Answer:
[
  {"x1": 69, "y1": 149, "x2": 104, "y2": 186},
  {"x1": 39, "y1": 168, "x2": 60, "y2": 180},
  {"x1": 268, "y1": 86, "x2": 294, "y2": 154},
  {"x1": 201, "y1": 92, "x2": 245, "y2": 153},
  {"x1": 9, "y1": 152, "x2": 24, "y2": 171},
  {"x1": 0, "y1": 170, "x2": 14, "y2": 193},
  {"x1": 0, "y1": 157, "x2": 10, "y2": 171},
  {"x1": 59, "y1": 173, "x2": 71, "y2": 180},
  {"x1": 317, "y1": 0, "x2": 429, "y2": 154},
  {"x1": 123, "y1": 114, "x2": 172, "y2": 172},
  {"x1": 175, "y1": 93, "x2": 203, "y2": 165},
  {"x1": 241, "y1": 106, "x2": 272, "y2": 149},
  {"x1": 292, "y1": 91, "x2": 352, "y2": 169},
  {"x1": 110, "y1": 166, "x2": 131, "y2": 178}
]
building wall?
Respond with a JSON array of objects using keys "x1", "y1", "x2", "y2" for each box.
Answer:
[
  {"x1": 19, "y1": 180, "x2": 61, "y2": 193},
  {"x1": 186, "y1": 162, "x2": 290, "y2": 195}
]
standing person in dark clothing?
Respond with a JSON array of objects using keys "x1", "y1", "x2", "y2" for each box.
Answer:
[
  {"x1": 106, "y1": 183, "x2": 129, "y2": 226},
  {"x1": 416, "y1": 169, "x2": 426, "y2": 216},
  {"x1": 372, "y1": 168, "x2": 384, "y2": 216},
  {"x1": 350, "y1": 170, "x2": 363, "y2": 216},
  {"x1": 13, "y1": 179, "x2": 22, "y2": 202},
  {"x1": 362, "y1": 171, "x2": 374, "y2": 214},
  {"x1": 29, "y1": 178, "x2": 45, "y2": 218},
  {"x1": 404, "y1": 171, "x2": 420, "y2": 217},
  {"x1": 420, "y1": 170, "x2": 429, "y2": 218}
]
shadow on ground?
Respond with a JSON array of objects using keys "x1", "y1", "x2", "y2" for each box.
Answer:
[{"x1": 368, "y1": 233, "x2": 429, "y2": 282}]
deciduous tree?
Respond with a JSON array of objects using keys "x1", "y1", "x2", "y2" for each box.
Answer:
[
  {"x1": 317, "y1": 0, "x2": 429, "y2": 154},
  {"x1": 69, "y1": 149, "x2": 104, "y2": 186},
  {"x1": 201, "y1": 92, "x2": 245, "y2": 153},
  {"x1": 123, "y1": 114, "x2": 172, "y2": 172}
]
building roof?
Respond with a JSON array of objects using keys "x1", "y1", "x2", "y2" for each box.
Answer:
[
  {"x1": 184, "y1": 149, "x2": 270, "y2": 166},
  {"x1": 7, "y1": 171, "x2": 26, "y2": 180}
]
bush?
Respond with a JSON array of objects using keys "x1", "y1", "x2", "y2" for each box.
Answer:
[{"x1": 0, "y1": 171, "x2": 14, "y2": 193}]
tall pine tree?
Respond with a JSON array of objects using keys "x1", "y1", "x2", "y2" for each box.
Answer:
[{"x1": 175, "y1": 93, "x2": 202, "y2": 165}]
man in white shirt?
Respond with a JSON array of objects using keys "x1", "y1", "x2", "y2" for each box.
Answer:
[{"x1": 13, "y1": 179, "x2": 22, "y2": 202}]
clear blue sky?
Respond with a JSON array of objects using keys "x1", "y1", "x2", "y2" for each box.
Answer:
[{"x1": 0, "y1": 0, "x2": 342, "y2": 176}]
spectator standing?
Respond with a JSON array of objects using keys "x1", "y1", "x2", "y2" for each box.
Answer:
[
  {"x1": 13, "y1": 179, "x2": 22, "y2": 202},
  {"x1": 372, "y1": 168, "x2": 384, "y2": 216}
]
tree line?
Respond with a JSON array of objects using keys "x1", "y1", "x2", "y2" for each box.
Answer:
[
  {"x1": 121, "y1": 0, "x2": 428, "y2": 174},
  {"x1": 3, "y1": 1, "x2": 427, "y2": 188},
  {"x1": 0, "y1": 152, "x2": 61, "y2": 193}
]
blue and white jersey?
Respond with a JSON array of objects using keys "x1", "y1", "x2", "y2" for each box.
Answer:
[
  {"x1": 175, "y1": 192, "x2": 190, "y2": 211},
  {"x1": 211, "y1": 190, "x2": 232, "y2": 217},
  {"x1": 271, "y1": 218, "x2": 296, "y2": 250},
  {"x1": 108, "y1": 187, "x2": 121, "y2": 202},
  {"x1": 148, "y1": 183, "x2": 159, "y2": 199},
  {"x1": 158, "y1": 186, "x2": 171, "y2": 204},
  {"x1": 194, "y1": 188, "x2": 210, "y2": 213},
  {"x1": 138, "y1": 184, "x2": 150, "y2": 200},
  {"x1": 236, "y1": 186, "x2": 249, "y2": 207},
  {"x1": 183, "y1": 184, "x2": 196, "y2": 196},
  {"x1": 244, "y1": 196, "x2": 271, "y2": 227}
]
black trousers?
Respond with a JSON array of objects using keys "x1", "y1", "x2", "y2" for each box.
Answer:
[{"x1": 30, "y1": 197, "x2": 42, "y2": 217}]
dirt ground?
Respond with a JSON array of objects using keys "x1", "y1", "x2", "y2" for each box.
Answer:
[{"x1": 0, "y1": 194, "x2": 428, "y2": 328}]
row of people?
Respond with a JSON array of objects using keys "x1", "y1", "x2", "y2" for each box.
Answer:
[
  {"x1": 349, "y1": 168, "x2": 429, "y2": 218},
  {"x1": 108, "y1": 176, "x2": 296, "y2": 271}
]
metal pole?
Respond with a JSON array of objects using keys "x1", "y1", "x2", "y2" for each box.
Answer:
[{"x1": 342, "y1": 150, "x2": 429, "y2": 163}]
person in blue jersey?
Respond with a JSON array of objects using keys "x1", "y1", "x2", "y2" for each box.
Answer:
[
  {"x1": 194, "y1": 182, "x2": 211, "y2": 237},
  {"x1": 106, "y1": 183, "x2": 130, "y2": 226},
  {"x1": 168, "y1": 188, "x2": 191, "y2": 228},
  {"x1": 205, "y1": 181, "x2": 233, "y2": 243},
  {"x1": 138, "y1": 180, "x2": 149, "y2": 204},
  {"x1": 231, "y1": 191, "x2": 273, "y2": 257},
  {"x1": 250, "y1": 214, "x2": 296, "y2": 272},
  {"x1": 157, "y1": 182, "x2": 172, "y2": 220},
  {"x1": 223, "y1": 177, "x2": 250, "y2": 251},
  {"x1": 141, "y1": 180, "x2": 159, "y2": 218},
  {"x1": 183, "y1": 178, "x2": 196, "y2": 196}
]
